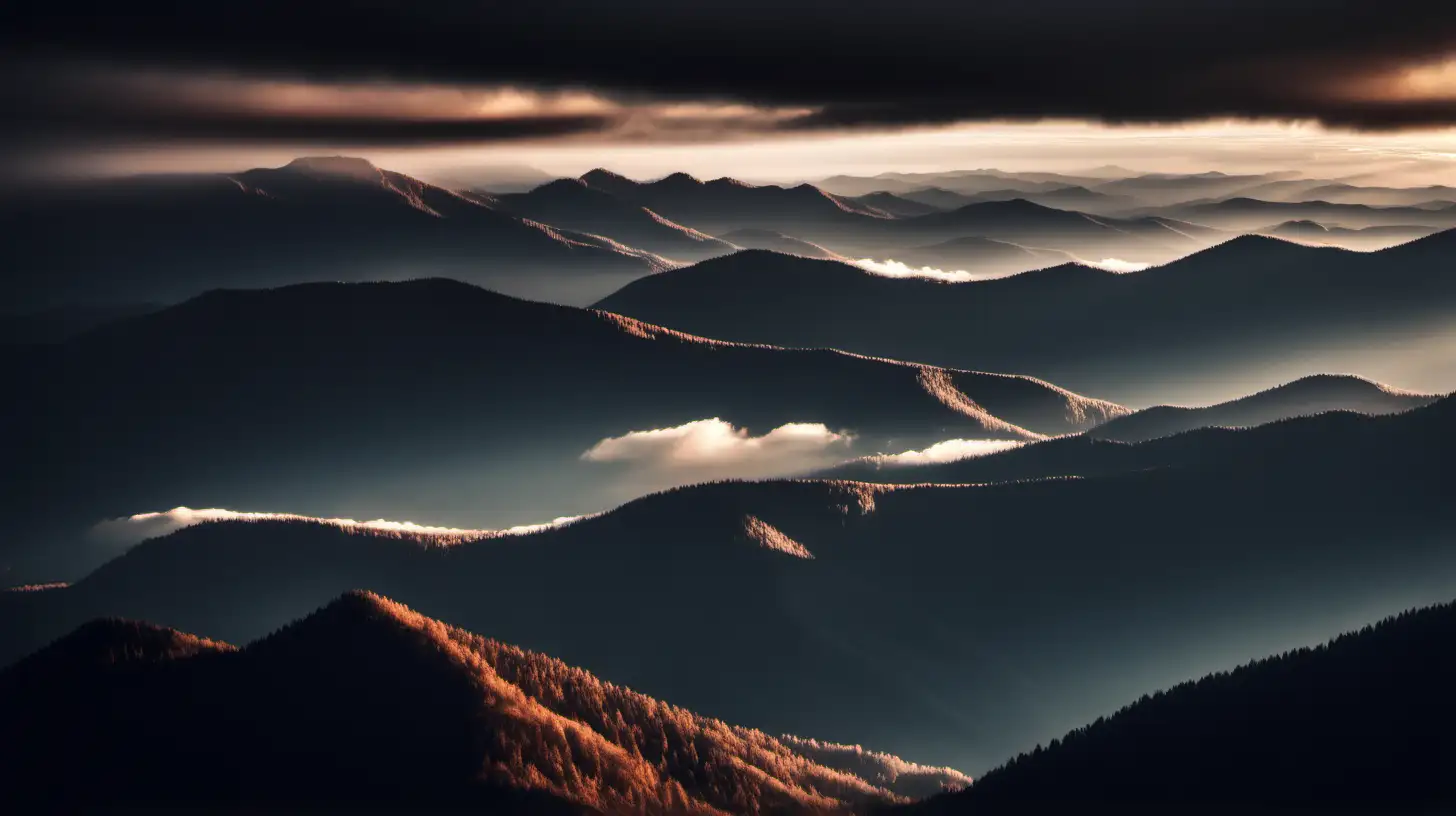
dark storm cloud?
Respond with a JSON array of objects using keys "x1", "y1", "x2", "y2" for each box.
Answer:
[{"x1": 5, "y1": 0, "x2": 1456, "y2": 141}]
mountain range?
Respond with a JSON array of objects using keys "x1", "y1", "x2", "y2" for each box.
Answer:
[
  {"x1": 1, "y1": 591, "x2": 967, "y2": 813},
  {"x1": 0, "y1": 156, "x2": 671, "y2": 310},
  {"x1": 3, "y1": 277, "x2": 1123, "y2": 583},
  {"x1": 595, "y1": 235, "x2": 1456, "y2": 405},
  {"x1": 6, "y1": 395, "x2": 1451, "y2": 772}
]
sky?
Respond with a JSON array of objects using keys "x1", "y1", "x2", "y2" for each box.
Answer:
[{"x1": 4, "y1": 2, "x2": 1456, "y2": 182}]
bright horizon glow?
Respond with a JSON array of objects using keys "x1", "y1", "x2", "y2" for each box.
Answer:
[{"x1": 40, "y1": 118, "x2": 1456, "y2": 187}]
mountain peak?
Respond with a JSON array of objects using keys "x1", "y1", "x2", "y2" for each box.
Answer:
[
  {"x1": 656, "y1": 171, "x2": 704, "y2": 187},
  {"x1": 282, "y1": 155, "x2": 381, "y2": 179}
]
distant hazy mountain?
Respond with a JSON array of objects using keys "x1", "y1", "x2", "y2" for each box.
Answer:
[
  {"x1": 1, "y1": 592, "x2": 966, "y2": 813},
  {"x1": 945, "y1": 186, "x2": 1140, "y2": 215},
  {"x1": 1, "y1": 157, "x2": 675, "y2": 309},
  {"x1": 1092, "y1": 171, "x2": 1304, "y2": 207},
  {"x1": 491, "y1": 178, "x2": 739, "y2": 262},
  {"x1": 1087, "y1": 374, "x2": 1441, "y2": 443},
  {"x1": 595, "y1": 235, "x2": 1456, "y2": 405},
  {"x1": 1296, "y1": 182, "x2": 1456, "y2": 208},
  {"x1": 896, "y1": 187, "x2": 980, "y2": 210},
  {"x1": 1165, "y1": 197, "x2": 1456, "y2": 230},
  {"x1": 909, "y1": 599, "x2": 1456, "y2": 815},
  {"x1": 1257, "y1": 219, "x2": 1441, "y2": 251},
  {"x1": 893, "y1": 237, "x2": 1076, "y2": 276},
  {"x1": 716, "y1": 229, "x2": 847, "y2": 260},
  {"x1": 4, "y1": 277, "x2": 1122, "y2": 582},
  {"x1": 850, "y1": 191, "x2": 943, "y2": 217},
  {"x1": 819, "y1": 382, "x2": 1446, "y2": 486},
  {"x1": 6, "y1": 397, "x2": 1451, "y2": 772},
  {"x1": 578, "y1": 169, "x2": 889, "y2": 235}
]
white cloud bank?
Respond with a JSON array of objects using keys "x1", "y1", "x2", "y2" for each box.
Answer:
[
  {"x1": 863, "y1": 439, "x2": 1025, "y2": 467},
  {"x1": 1082, "y1": 257, "x2": 1152, "y2": 273},
  {"x1": 582, "y1": 417, "x2": 853, "y2": 480},
  {"x1": 853, "y1": 256, "x2": 1150, "y2": 282},
  {"x1": 90, "y1": 506, "x2": 584, "y2": 549}
]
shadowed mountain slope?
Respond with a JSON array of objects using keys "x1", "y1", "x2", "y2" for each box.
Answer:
[
  {"x1": 3, "y1": 277, "x2": 1121, "y2": 582},
  {"x1": 1086, "y1": 374, "x2": 1442, "y2": 443},
  {"x1": 6, "y1": 397, "x2": 1453, "y2": 773},
  {"x1": 2, "y1": 592, "x2": 966, "y2": 813},
  {"x1": 851, "y1": 192, "x2": 942, "y2": 217},
  {"x1": 904, "y1": 600, "x2": 1456, "y2": 815},
  {"x1": 717, "y1": 229, "x2": 847, "y2": 260},
  {"x1": 595, "y1": 235, "x2": 1456, "y2": 405},
  {"x1": 0, "y1": 156, "x2": 672, "y2": 310},
  {"x1": 492, "y1": 178, "x2": 739, "y2": 262}
]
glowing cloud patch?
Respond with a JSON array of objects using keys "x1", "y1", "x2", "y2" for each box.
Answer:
[
  {"x1": 852, "y1": 258, "x2": 1006, "y2": 282},
  {"x1": 90, "y1": 507, "x2": 585, "y2": 549},
  {"x1": 1080, "y1": 257, "x2": 1152, "y2": 273},
  {"x1": 863, "y1": 439, "x2": 1025, "y2": 467},
  {"x1": 582, "y1": 418, "x2": 852, "y2": 480}
]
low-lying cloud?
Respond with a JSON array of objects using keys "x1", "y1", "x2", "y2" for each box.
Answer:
[
  {"x1": 90, "y1": 506, "x2": 584, "y2": 549},
  {"x1": 1080, "y1": 257, "x2": 1152, "y2": 273},
  {"x1": 863, "y1": 439, "x2": 1025, "y2": 467},
  {"x1": 582, "y1": 418, "x2": 853, "y2": 481},
  {"x1": 852, "y1": 258, "x2": 1009, "y2": 283}
]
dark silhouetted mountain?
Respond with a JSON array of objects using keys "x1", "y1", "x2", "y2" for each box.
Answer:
[
  {"x1": 1087, "y1": 374, "x2": 1442, "y2": 443},
  {"x1": 3, "y1": 591, "x2": 967, "y2": 813},
  {"x1": 6, "y1": 397, "x2": 1452, "y2": 773},
  {"x1": 856, "y1": 199, "x2": 1212, "y2": 263},
  {"x1": 577, "y1": 170, "x2": 890, "y2": 235},
  {"x1": 1165, "y1": 197, "x2": 1456, "y2": 230},
  {"x1": 896, "y1": 187, "x2": 979, "y2": 210},
  {"x1": 0, "y1": 301, "x2": 161, "y2": 344},
  {"x1": 0, "y1": 156, "x2": 673, "y2": 310},
  {"x1": 945, "y1": 186, "x2": 1139, "y2": 215},
  {"x1": 716, "y1": 229, "x2": 847, "y2": 260},
  {"x1": 904, "y1": 599, "x2": 1456, "y2": 815},
  {"x1": 892, "y1": 237, "x2": 1075, "y2": 276},
  {"x1": 3, "y1": 276, "x2": 1122, "y2": 582},
  {"x1": 1257, "y1": 219, "x2": 1441, "y2": 251},
  {"x1": 851, "y1": 192, "x2": 943, "y2": 217},
  {"x1": 492, "y1": 178, "x2": 738, "y2": 261},
  {"x1": 594, "y1": 235, "x2": 1456, "y2": 405}
]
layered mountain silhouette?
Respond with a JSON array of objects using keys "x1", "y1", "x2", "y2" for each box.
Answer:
[
  {"x1": 578, "y1": 169, "x2": 889, "y2": 236},
  {"x1": 595, "y1": 235, "x2": 1456, "y2": 405},
  {"x1": 1164, "y1": 197, "x2": 1456, "y2": 230},
  {"x1": 891, "y1": 237, "x2": 1075, "y2": 276},
  {"x1": 907, "y1": 599, "x2": 1456, "y2": 815},
  {"x1": 491, "y1": 178, "x2": 739, "y2": 262},
  {"x1": 0, "y1": 156, "x2": 673, "y2": 310},
  {"x1": 850, "y1": 192, "x2": 943, "y2": 217},
  {"x1": 1086, "y1": 374, "x2": 1441, "y2": 443},
  {"x1": 1, "y1": 591, "x2": 967, "y2": 813},
  {"x1": 7, "y1": 396, "x2": 1452, "y2": 772},
  {"x1": 3, "y1": 277, "x2": 1123, "y2": 582},
  {"x1": 716, "y1": 229, "x2": 847, "y2": 260},
  {"x1": 1257, "y1": 219, "x2": 1441, "y2": 251}
]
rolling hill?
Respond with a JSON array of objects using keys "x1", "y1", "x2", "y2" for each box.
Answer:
[
  {"x1": 1257, "y1": 219, "x2": 1441, "y2": 251},
  {"x1": 491, "y1": 178, "x2": 739, "y2": 262},
  {"x1": 595, "y1": 235, "x2": 1456, "y2": 405},
  {"x1": 2, "y1": 277, "x2": 1123, "y2": 583},
  {"x1": 851, "y1": 192, "x2": 943, "y2": 217},
  {"x1": 6, "y1": 396, "x2": 1452, "y2": 773},
  {"x1": 906, "y1": 599, "x2": 1456, "y2": 814},
  {"x1": 1164, "y1": 197, "x2": 1456, "y2": 230},
  {"x1": 0, "y1": 156, "x2": 673, "y2": 310},
  {"x1": 1086, "y1": 374, "x2": 1442, "y2": 443},
  {"x1": 1, "y1": 591, "x2": 966, "y2": 813}
]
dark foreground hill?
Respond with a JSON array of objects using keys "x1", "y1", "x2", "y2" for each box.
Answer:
[
  {"x1": 903, "y1": 600, "x2": 1456, "y2": 815},
  {"x1": 0, "y1": 591, "x2": 966, "y2": 814},
  {"x1": 6, "y1": 397, "x2": 1452, "y2": 772},
  {"x1": 3, "y1": 277, "x2": 1122, "y2": 582},
  {"x1": 595, "y1": 236, "x2": 1456, "y2": 405},
  {"x1": 1087, "y1": 374, "x2": 1442, "y2": 443},
  {"x1": 0, "y1": 156, "x2": 671, "y2": 310}
]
